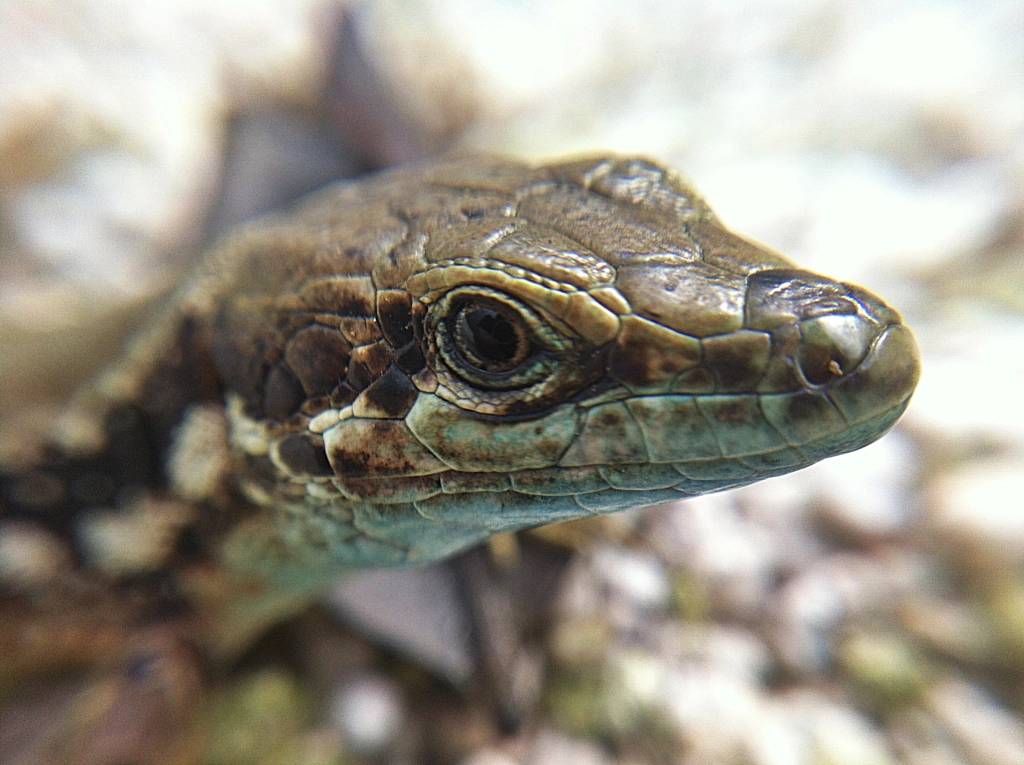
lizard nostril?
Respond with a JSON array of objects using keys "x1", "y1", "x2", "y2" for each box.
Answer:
[{"x1": 797, "y1": 313, "x2": 878, "y2": 386}]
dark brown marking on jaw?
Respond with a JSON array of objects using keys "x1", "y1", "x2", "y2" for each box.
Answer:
[
  {"x1": 395, "y1": 342, "x2": 427, "y2": 375},
  {"x1": 277, "y1": 434, "x2": 334, "y2": 477},
  {"x1": 326, "y1": 419, "x2": 444, "y2": 479},
  {"x1": 786, "y1": 391, "x2": 836, "y2": 424},
  {"x1": 350, "y1": 340, "x2": 397, "y2": 380},
  {"x1": 377, "y1": 289, "x2": 415, "y2": 347},
  {"x1": 329, "y1": 382, "x2": 359, "y2": 408},
  {"x1": 360, "y1": 366, "x2": 419, "y2": 419}
]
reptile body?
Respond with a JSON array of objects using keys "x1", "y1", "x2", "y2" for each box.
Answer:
[{"x1": 0, "y1": 155, "x2": 920, "y2": 758}]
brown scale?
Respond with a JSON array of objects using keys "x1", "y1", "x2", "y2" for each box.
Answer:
[
  {"x1": 338, "y1": 316, "x2": 383, "y2": 345},
  {"x1": 376, "y1": 288, "x2": 415, "y2": 346},
  {"x1": 329, "y1": 381, "x2": 359, "y2": 408},
  {"x1": 283, "y1": 325, "x2": 352, "y2": 397},
  {"x1": 275, "y1": 434, "x2": 334, "y2": 477},
  {"x1": 295, "y1": 275, "x2": 377, "y2": 315},
  {"x1": 702, "y1": 330, "x2": 772, "y2": 393},
  {"x1": 349, "y1": 339, "x2": 397, "y2": 381},
  {"x1": 262, "y1": 363, "x2": 305, "y2": 420},
  {"x1": 344, "y1": 357, "x2": 376, "y2": 393},
  {"x1": 395, "y1": 342, "x2": 427, "y2": 375},
  {"x1": 299, "y1": 395, "x2": 332, "y2": 417},
  {"x1": 357, "y1": 365, "x2": 420, "y2": 419}
]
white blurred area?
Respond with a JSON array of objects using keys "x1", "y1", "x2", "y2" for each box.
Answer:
[{"x1": 0, "y1": 0, "x2": 331, "y2": 300}]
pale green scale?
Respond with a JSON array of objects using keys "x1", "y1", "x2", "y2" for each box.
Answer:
[
  {"x1": 439, "y1": 471, "x2": 513, "y2": 494},
  {"x1": 558, "y1": 401, "x2": 649, "y2": 466},
  {"x1": 414, "y1": 491, "x2": 588, "y2": 532},
  {"x1": 798, "y1": 405, "x2": 910, "y2": 466},
  {"x1": 509, "y1": 466, "x2": 610, "y2": 496},
  {"x1": 598, "y1": 463, "x2": 685, "y2": 490},
  {"x1": 346, "y1": 475, "x2": 443, "y2": 504},
  {"x1": 405, "y1": 394, "x2": 580, "y2": 471},
  {"x1": 673, "y1": 459, "x2": 756, "y2": 482},
  {"x1": 576, "y1": 488, "x2": 685, "y2": 514},
  {"x1": 351, "y1": 502, "x2": 486, "y2": 562},
  {"x1": 758, "y1": 391, "x2": 849, "y2": 446},
  {"x1": 693, "y1": 395, "x2": 791, "y2": 457},
  {"x1": 625, "y1": 396, "x2": 723, "y2": 462},
  {"x1": 738, "y1": 447, "x2": 810, "y2": 474}
]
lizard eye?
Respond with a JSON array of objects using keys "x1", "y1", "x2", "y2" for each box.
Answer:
[
  {"x1": 455, "y1": 301, "x2": 532, "y2": 372},
  {"x1": 421, "y1": 284, "x2": 606, "y2": 414},
  {"x1": 429, "y1": 287, "x2": 564, "y2": 393}
]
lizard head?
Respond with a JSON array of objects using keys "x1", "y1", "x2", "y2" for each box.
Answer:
[{"x1": 213, "y1": 156, "x2": 920, "y2": 573}]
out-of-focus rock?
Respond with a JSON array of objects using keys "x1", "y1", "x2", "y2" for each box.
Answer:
[
  {"x1": 328, "y1": 673, "x2": 405, "y2": 757},
  {"x1": 837, "y1": 628, "x2": 934, "y2": 712},
  {"x1": 525, "y1": 730, "x2": 611, "y2": 765},
  {"x1": 926, "y1": 459, "x2": 1024, "y2": 571},
  {"x1": 328, "y1": 564, "x2": 474, "y2": 685},
  {"x1": 926, "y1": 678, "x2": 1024, "y2": 765}
]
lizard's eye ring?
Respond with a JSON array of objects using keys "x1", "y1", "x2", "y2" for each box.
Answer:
[
  {"x1": 454, "y1": 300, "x2": 531, "y2": 372},
  {"x1": 422, "y1": 284, "x2": 603, "y2": 414},
  {"x1": 428, "y1": 287, "x2": 566, "y2": 392}
]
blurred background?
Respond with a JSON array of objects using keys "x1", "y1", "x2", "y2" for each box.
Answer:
[{"x1": 2, "y1": 1, "x2": 1023, "y2": 763}]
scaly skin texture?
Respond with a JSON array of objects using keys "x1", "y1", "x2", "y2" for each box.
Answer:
[{"x1": 0, "y1": 155, "x2": 919, "y2": 760}]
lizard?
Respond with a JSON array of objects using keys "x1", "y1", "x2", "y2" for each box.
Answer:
[{"x1": 0, "y1": 154, "x2": 920, "y2": 762}]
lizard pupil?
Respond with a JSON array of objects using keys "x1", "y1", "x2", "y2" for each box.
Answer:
[
  {"x1": 435, "y1": 289, "x2": 555, "y2": 392},
  {"x1": 466, "y1": 308, "x2": 519, "y2": 364}
]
